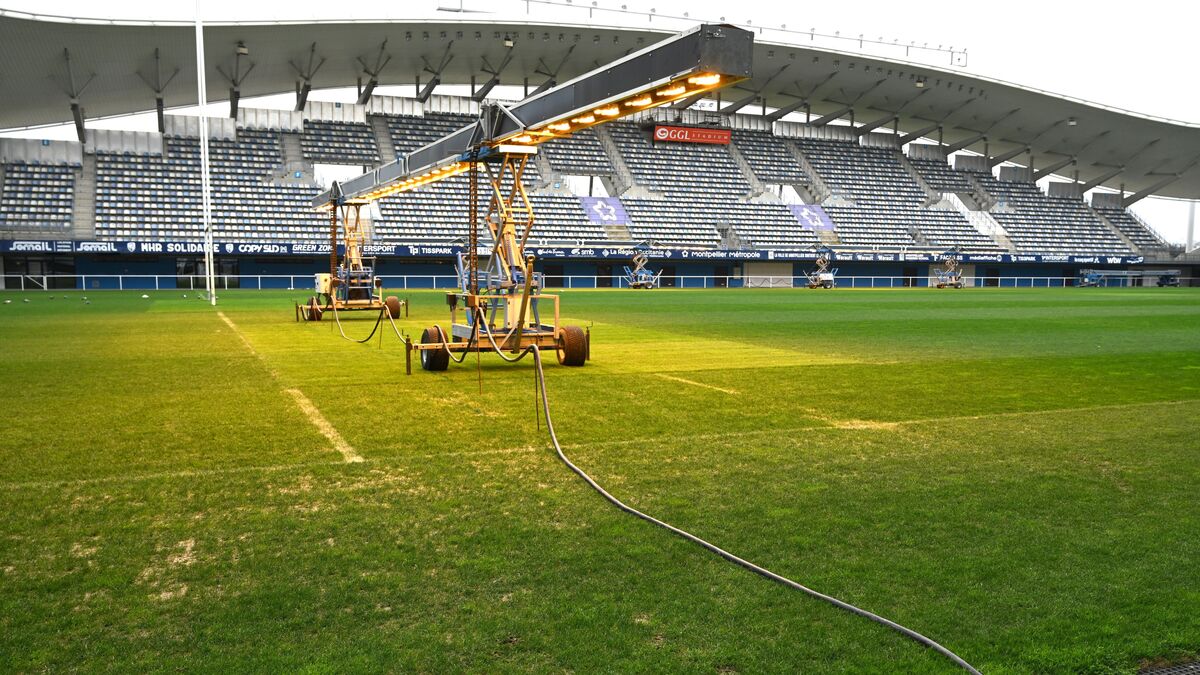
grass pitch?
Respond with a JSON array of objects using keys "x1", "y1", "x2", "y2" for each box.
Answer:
[{"x1": 1, "y1": 287, "x2": 1198, "y2": 673}]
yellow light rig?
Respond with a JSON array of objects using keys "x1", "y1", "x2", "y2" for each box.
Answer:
[
  {"x1": 412, "y1": 147, "x2": 588, "y2": 372},
  {"x1": 301, "y1": 197, "x2": 406, "y2": 323},
  {"x1": 307, "y1": 24, "x2": 755, "y2": 369}
]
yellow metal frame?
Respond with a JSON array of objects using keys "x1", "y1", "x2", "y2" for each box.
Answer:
[
  {"x1": 412, "y1": 152, "x2": 563, "y2": 355},
  {"x1": 322, "y1": 199, "x2": 385, "y2": 310}
]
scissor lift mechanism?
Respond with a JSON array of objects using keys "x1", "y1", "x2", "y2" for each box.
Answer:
[
  {"x1": 307, "y1": 23, "x2": 753, "y2": 371},
  {"x1": 298, "y1": 197, "x2": 407, "y2": 321},
  {"x1": 806, "y1": 248, "x2": 837, "y2": 289},
  {"x1": 933, "y1": 250, "x2": 964, "y2": 289},
  {"x1": 623, "y1": 243, "x2": 662, "y2": 289}
]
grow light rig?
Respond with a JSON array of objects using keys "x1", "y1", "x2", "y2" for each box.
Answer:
[
  {"x1": 806, "y1": 246, "x2": 837, "y2": 289},
  {"x1": 300, "y1": 190, "x2": 406, "y2": 321},
  {"x1": 310, "y1": 24, "x2": 753, "y2": 372},
  {"x1": 933, "y1": 248, "x2": 964, "y2": 289},
  {"x1": 623, "y1": 241, "x2": 662, "y2": 289}
]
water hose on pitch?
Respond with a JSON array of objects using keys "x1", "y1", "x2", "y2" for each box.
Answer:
[
  {"x1": 328, "y1": 302, "x2": 386, "y2": 344},
  {"x1": 524, "y1": 344, "x2": 981, "y2": 675},
  {"x1": 319, "y1": 302, "x2": 981, "y2": 673}
]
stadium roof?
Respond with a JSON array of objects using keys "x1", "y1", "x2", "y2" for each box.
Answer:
[{"x1": 3, "y1": 10, "x2": 1200, "y2": 199}]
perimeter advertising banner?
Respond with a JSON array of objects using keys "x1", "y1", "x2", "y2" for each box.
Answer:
[
  {"x1": 0, "y1": 240, "x2": 1146, "y2": 266},
  {"x1": 652, "y1": 125, "x2": 731, "y2": 145}
]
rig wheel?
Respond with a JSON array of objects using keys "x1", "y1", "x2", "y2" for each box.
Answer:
[
  {"x1": 385, "y1": 296, "x2": 403, "y2": 319},
  {"x1": 556, "y1": 325, "x2": 587, "y2": 367},
  {"x1": 306, "y1": 297, "x2": 323, "y2": 321},
  {"x1": 822, "y1": 281, "x2": 834, "y2": 289},
  {"x1": 420, "y1": 326, "x2": 450, "y2": 371}
]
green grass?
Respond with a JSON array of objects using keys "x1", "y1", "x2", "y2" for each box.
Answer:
[{"x1": 1, "y1": 287, "x2": 1198, "y2": 673}]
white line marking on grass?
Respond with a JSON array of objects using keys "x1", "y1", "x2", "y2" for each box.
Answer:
[
  {"x1": 6, "y1": 399, "x2": 1197, "y2": 492},
  {"x1": 0, "y1": 459, "x2": 348, "y2": 491},
  {"x1": 654, "y1": 373, "x2": 739, "y2": 395},
  {"x1": 283, "y1": 388, "x2": 363, "y2": 463},
  {"x1": 219, "y1": 311, "x2": 363, "y2": 463},
  {"x1": 893, "y1": 398, "x2": 1200, "y2": 428}
]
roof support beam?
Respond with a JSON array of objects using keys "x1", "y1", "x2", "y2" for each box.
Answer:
[
  {"x1": 768, "y1": 72, "x2": 837, "y2": 121},
  {"x1": 944, "y1": 132, "x2": 986, "y2": 154},
  {"x1": 136, "y1": 48, "x2": 180, "y2": 133},
  {"x1": 766, "y1": 98, "x2": 808, "y2": 121},
  {"x1": 1033, "y1": 156, "x2": 1075, "y2": 180},
  {"x1": 898, "y1": 123, "x2": 940, "y2": 146},
  {"x1": 719, "y1": 92, "x2": 759, "y2": 115},
  {"x1": 215, "y1": 42, "x2": 255, "y2": 118},
  {"x1": 857, "y1": 89, "x2": 927, "y2": 136},
  {"x1": 527, "y1": 44, "x2": 576, "y2": 99},
  {"x1": 471, "y1": 50, "x2": 514, "y2": 102},
  {"x1": 1122, "y1": 156, "x2": 1200, "y2": 207},
  {"x1": 60, "y1": 49, "x2": 95, "y2": 142},
  {"x1": 417, "y1": 41, "x2": 455, "y2": 103},
  {"x1": 813, "y1": 78, "x2": 885, "y2": 127},
  {"x1": 1079, "y1": 166, "x2": 1123, "y2": 192},
  {"x1": 1123, "y1": 174, "x2": 1180, "y2": 207},
  {"x1": 671, "y1": 92, "x2": 707, "y2": 110},
  {"x1": 289, "y1": 43, "x2": 325, "y2": 112},
  {"x1": 854, "y1": 113, "x2": 897, "y2": 136},
  {"x1": 945, "y1": 108, "x2": 1019, "y2": 154},
  {"x1": 810, "y1": 105, "x2": 852, "y2": 126},
  {"x1": 988, "y1": 145, "x2": 1028, "y2": 168},
  {"x1": 355, "y1": 40, "x2": 391, "y2": 105},
  {"x1": 720, "y1": 64, "x2": 788, "y2": 115}
]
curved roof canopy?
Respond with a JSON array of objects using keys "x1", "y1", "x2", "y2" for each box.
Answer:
[{"x1": 2, "y1": 11, "x2": 1199, "y2": 199}]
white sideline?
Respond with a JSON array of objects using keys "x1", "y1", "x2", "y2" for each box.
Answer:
[
  {"x1": 654, "y1": 373, "x2": 739, "y2": 395},
  {"x1": 218, "y1": 311, "x2": 364, "y2": 463}
]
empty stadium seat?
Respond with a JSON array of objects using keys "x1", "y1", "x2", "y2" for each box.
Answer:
[
  {"x1": 0, "y1": 161, "x2": 76, "y2": 230},
  {"x1": 794, "y1": 138, "x2": 999, "y2": 250},
  {"x1": 94, "y1": 129, "x2": 326, "y2": 241}
]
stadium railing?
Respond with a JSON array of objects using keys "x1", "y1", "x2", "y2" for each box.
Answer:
[{"x1": 2, "y1": 274, "x2": 1194, "y2": 291}]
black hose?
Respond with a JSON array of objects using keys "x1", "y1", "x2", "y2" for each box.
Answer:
[
  {"x1": 324, "y1": 300, "x2": 980, "y2": 672},
  {"x1": 526, "y1": 345, "x2": 981, "y2": 675},
  {"x1": 328, "y1": 302, "x2": 385, "y2": 344}
]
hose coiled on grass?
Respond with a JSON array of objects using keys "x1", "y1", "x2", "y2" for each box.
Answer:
[{"x1": 525, "y1": 344, "x2": 981, "y2": 674}]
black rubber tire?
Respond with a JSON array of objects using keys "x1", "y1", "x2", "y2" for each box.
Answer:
[
  {"x1": 823, "y1": 281, "x2": 833, "y2": 289},
  {"x1": 385, "y1": 296, "x2": 402, "y2": 319},
  {"x1": 420, "y1": 326, "x2": 450, "y2": 371},
  {"x1": 307, "y1": 297, "x2": 323, "y2": 321},
  {"x1": 556, "y1": 325, "x2": 587, "y2": 367}
]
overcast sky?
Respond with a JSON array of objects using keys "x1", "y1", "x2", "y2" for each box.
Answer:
[{"x1": 6, "y1": 0, "x2": 1195, "y2": 242}]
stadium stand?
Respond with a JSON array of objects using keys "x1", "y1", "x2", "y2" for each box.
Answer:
[
  {"x1": 969, "y1": 172, "x2": 1133, "y2": 254},
  {"x1": 0, "y1": 106, "x2": 1174, "y2": 257},
  {"x1": 908, "y1": 156, "x2": 972, "y2": 193},
  {"x1": 608, "y1": 122, "x2": 817, "y2": 248},
  {"x1": 379, "y1": 112, "x2": 474, "y2": 155},
  {"x1": 793, "y1": 138, "x2": 998, "y2": 250},
  {"x1": 95, "y1": 130, "x2": 326, "y2": 241},
  {"x1": 540, "y1": 129, "x2": 614, "y2": 176},
  {"x1": 301, "y1": 119, "x2": 380, "y2": 165},
  {"x1": 730, "y1": 129, "x2": 808, "y2": 185},
  {"x1": 1095, "y1": 207, "x2": 1169, "y2": 250},
  {"x1": 0, "y1": 162, "x2": 75, "y2": 230}
]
